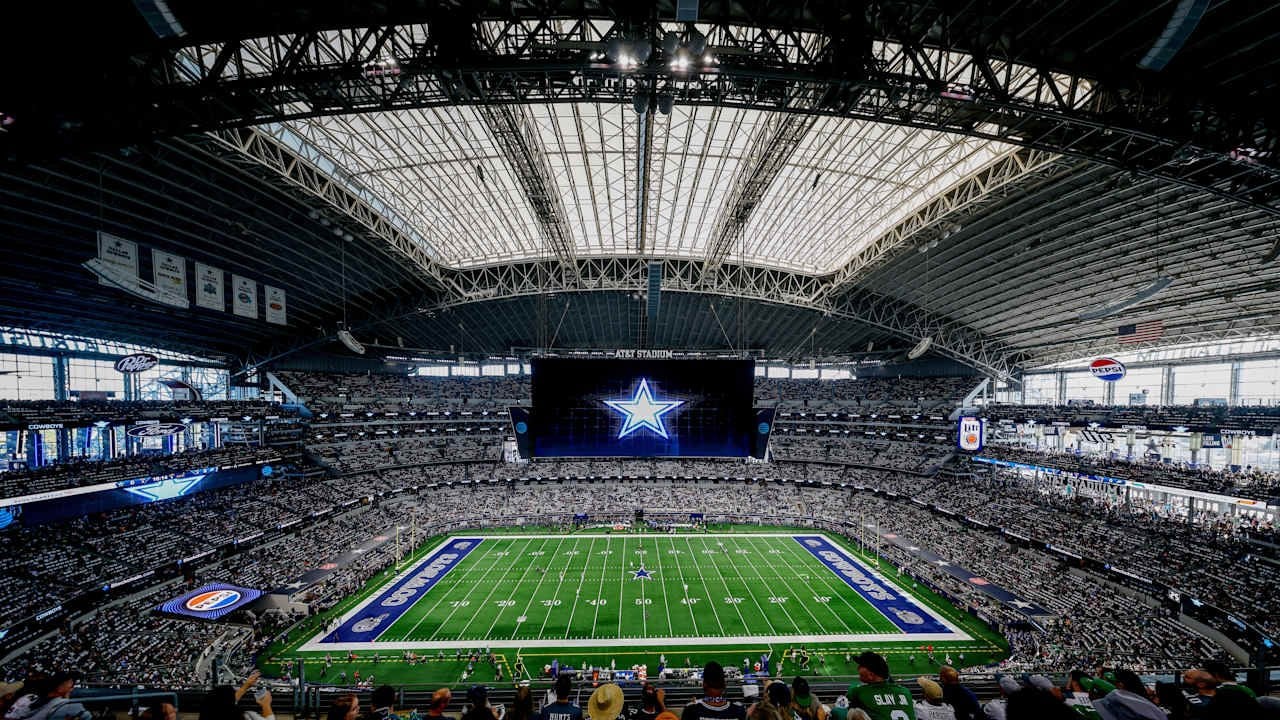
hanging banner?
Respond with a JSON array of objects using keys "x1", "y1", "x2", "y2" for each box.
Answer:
[
  {"x1": 152, "y1": 249, "x2": 189, "y2": 308},
  {"x1": 96, "y1": 231, "x2": 139, "y2": 288},
  {"x1": 264, "y1": 285, "x2": 287, "y2": 325},
  {"x1": 232, "y1": 275, "x2": 258, "y2": 319},
  {"x1": 195, "y1": 263, "x2": 225, "y2": 311}
]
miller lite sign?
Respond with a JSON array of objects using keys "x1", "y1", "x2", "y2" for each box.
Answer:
[
  {"x1": 957, "y1": 416, "x2": 985, "y2": 451},
  {"x1": 1089, "y1": 357, "x2": 1126, "y2": 382},
  {"x1": 114, "y1": 353, "x2": 159, "y2": 373}
]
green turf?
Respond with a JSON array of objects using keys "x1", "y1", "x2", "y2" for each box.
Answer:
[
  {"x1": 379, "y1": 534, "x2": 901, "y2": 642},
  {"x1": 263, "y1": 526, "x2": 1009, "y2": 687}
]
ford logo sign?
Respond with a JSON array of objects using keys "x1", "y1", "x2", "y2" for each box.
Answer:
[
  {"x1": 126, "y1": 423, "x2": 187, "y2": 438},
  {"x1": 114, "y1": 353, "x2": 159, "y2": 373},
  {"x1": 1090, "y1": 357, "x2": 1126, "y2": 382}
]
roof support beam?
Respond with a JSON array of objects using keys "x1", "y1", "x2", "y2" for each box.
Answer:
[
  {"x1": 474, "y1": 104, "x2": 579, "y2": 275},
  {"x1": 426, "y1": 256, "x2": 1022, "y2": 379},
  {"x1": 195, "y1": 126, "x2": 465, "y2": 301},
  {"x1": 811, "y1": 147, "x2": 1068, "y2": 304},
  {"x1": 701, "y1": 112, "x2": 818, "y2": 275}
]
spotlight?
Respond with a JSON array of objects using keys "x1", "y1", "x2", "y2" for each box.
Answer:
[
  {"x1": 632, "y1": 92, "x2": 650, "y2": 115},
  {"x1": 656, "y1": 94, "x2": 674, "y2": 115},
  {"x1": 663, "y1": 32, "x2": 680, "y2": 55},
  {"x1": 688, "y1": 31, "x2": 707, "y2": 56},
  {"x1": 605, "y1": 38, "x2": 622, "y2": 62}
]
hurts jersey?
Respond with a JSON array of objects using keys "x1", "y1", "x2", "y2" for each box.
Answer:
[{"x1": 847, "y1": 682, "x2": 917, "y2": 720}]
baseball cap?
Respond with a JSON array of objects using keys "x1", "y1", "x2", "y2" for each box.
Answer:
[
  {"x1": 916, "y1": 677, "x2": 943, "y2": 701},
  {"x1": 467, "y1": 685, "x2": 490, "y2": 706},
  {"x1": 766, "y1": 681, "x2": 791, "y2": 707},
  {"x1": 853, "y1": 652, "x2": 889, "y2": 679},
  {"x1": 0, "y1": 681, "x2": 23, "y2": 697}
]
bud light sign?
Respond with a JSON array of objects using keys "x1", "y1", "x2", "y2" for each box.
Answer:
[
  {"x1": 158, "y1": 583, "x2": 262, "y2": 621},
  {"x1": 957, "y1": 416, "x2": 985, "y2": 451},
  {"x1": 1090, "y1": 357, "x2": 1126, "y2": 381},
  {"x1": 115, "y1": 353, "x2": 159, "y2": 373}
]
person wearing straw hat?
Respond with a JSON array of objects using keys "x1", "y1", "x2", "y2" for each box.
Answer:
[{"x1": 588, "y1": 684, "x2": 626, "y2": 720}]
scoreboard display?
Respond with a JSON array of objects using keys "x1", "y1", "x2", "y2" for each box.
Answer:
[{"x1": 527, "y1": 358, "x2": 756, "y2": 458}]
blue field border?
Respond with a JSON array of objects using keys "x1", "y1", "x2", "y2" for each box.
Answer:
[
  {"x1": 793, "y1": 535, "x2": 949, "y2": 634},
  {"x1": 321, "y1": 537, "x2": 484, "y2": 643}
]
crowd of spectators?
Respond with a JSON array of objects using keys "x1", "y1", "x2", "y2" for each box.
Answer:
[
  {"x1": 0, "y1": 463, "x2": 1271, "y2": 691},
  {"x1": 0, "y1": 398, "x2": 287, "y2": 431},
  {"x1": 983, "y1": 402, "x2": 1280, "y2": 432},
  {"x1": 0, "y1": 445, "x2": 282, "y2": 498},
  {"x1": 980, "y1": 445, "x2": 1280, "y2": 501}
]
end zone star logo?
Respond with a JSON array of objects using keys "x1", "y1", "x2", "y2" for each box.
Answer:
[{"x1": 604, "y1": 378, "x2": 683, "y2": 439}]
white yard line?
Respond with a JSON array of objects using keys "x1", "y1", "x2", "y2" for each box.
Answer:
[
  {"x1": 450, "y1": 539, "x2": 537, "y2": 641},
  {"x1": 720, "y1": 536, "x2": 796, "y2": 634},
  {"x1": 407, "y1": 540, "x2": 508, "y2": 641},
  {"x1": 510, "y1": 535, "x2": 568, "y2": 640},
  {"x1": 672, "y1": 535, "x2": 726, "y2": 636},
  {"x1": 534, "y1": 538, "x2": 578, "y2": 639},
  {"x1": 587, "y1": 536, "x2": 612, "y2": 639},
  {"x1": 741, "y1": 536, "x2": 833, "y2": 635},
  {"x1": 649, "y1": 535, "x2": 675, "y2": 637},
  {"x1": 775, "y1": 537, "x2": 880, "y2": 632},
  {"x1": 560, "y1": 535, "x2": 598, "y2": 639}
]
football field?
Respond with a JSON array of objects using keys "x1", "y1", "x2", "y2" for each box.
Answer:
[{"x1": 301, "y1": 532, "x2": 968, "y2": 652}]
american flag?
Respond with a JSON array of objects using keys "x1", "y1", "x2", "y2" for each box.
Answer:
[{"x1": 1117, "y1": 320, "x2": 1164, "y2": 344}]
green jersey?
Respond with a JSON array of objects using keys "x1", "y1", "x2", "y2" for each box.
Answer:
[{"x1": 847, "y1": 681, "x2": 917, "y2": 720}]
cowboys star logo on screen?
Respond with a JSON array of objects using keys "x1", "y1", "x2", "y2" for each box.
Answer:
[{"x1": 603, "y1": 378, "x2": 683, "y2": 439}]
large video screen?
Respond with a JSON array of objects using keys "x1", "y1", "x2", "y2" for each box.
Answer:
[{"x1": 529, "y1": 358, "x2": 754, "y2": 458}]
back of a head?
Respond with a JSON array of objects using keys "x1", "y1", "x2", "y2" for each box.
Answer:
[
  {"x1": 198, "y1": 686, "x2": 239, "y2": 720},
  {"x1": 1005, "y1": 688, "x2": 1075, "y2": 720},
  {"x1": 372, "y1": 685, "x2": 397, "y2": 710},
  {"x1": 1112, "y1": 670, "x2": 1146, "y2": 696},
  {"x1": 938, "y1": 666, "x2": 959, "y2": 684},
  {"x1": 845, "y1": 710, "x2": 871, "y2": 720},
  {"x1": 1202, "y1": 661, "x2": 1232, "y2": 682},
  {"x1": 702, "y1": 662, "x2": 726, "y2": 692},
  {"x1": 765, "y1": 681, "x2": 791, "y2": 708},
  {"x1": 556, "y1": 673, "x2": 573, "y2": 700},
  {"x1": 791, "y1": 677, "x2": 809, "y2": 701}
]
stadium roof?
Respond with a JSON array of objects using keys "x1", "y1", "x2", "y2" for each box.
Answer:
[{"x1": 1, "y1": 1, "x2": 1279, "y2": 376}]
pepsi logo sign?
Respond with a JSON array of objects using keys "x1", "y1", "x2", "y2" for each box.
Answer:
[
  {"x1": 1090, "y1": 357, "x2": 1126, "y2": 382},
  {"x1": 114, "y1": 353, "x2": 159, "y2": 373},
  {"x1": 185, "y1": 589, "x2": 242, "y2": 612},
  {"x1": 125, "y1": 423, "x2": 187, "y2": 438}
]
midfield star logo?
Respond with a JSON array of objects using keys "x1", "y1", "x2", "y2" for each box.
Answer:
[{"x1": 603, "y1": 378, "x2": 683, "y2": 440}]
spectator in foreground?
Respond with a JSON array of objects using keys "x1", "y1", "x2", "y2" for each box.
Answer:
[
  {"x1": 914, "y1": 678, "x2": 956, "y2": 720},
  {"x1": 462, "y1": 685, "x2": 501, "y2": 720},
  {"x1": 586, "y1": 684, "x2": 625, "y2": 720},
  {"x1": 938, "y1": 667, "x2": 980, "y2": 720},
  {"x1": 424, "y1": 689, "x2": 453, "y2": 720},
  {"x1": 1004, "y1": 688, "x2": 1076, "y2": 720},
  {"x1": 509, "y1": 685, "x2": 534, "y2": 720},
  {"x1": 683, "y1": 662, "x2": 745, "y2": 720},
  {"x1": 747, "y1": 679, "x2": 789, "y2": 720},
  {"x1": 790, "y1": 677, "x2": 824, "y2": 720},
  {"x1": 4, "y1": 672, "x2": 90, "y2": 720},
  {"x1": 541, "y1": 675, "x2": 583, "y2": 720},
  {"x1": 1086, "y1": 670, "x2": 1164, "y2": 720},
  {"x1": 627, "y1": 683, "x2": 665, "y2": 720},
  {"x1": 846, "y1": 651, "x2": 916, "y2": 720},
  {"x1": 982, "y1": 676, "x2": 1020, "y2": 720},
  {"x1": 367, "y1": 684, "x2": 420, "y2": 720},
  {"x1": 327, "y1": 694, "x2": 359, "y2": 720}
]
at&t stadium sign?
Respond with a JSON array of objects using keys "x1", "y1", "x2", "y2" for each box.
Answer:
[{"x1": 1089, "y1": 357, "x2": 1126, "y2": 382}]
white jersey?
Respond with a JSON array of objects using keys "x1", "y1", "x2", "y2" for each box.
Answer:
[
  {"x1": 982, "y1": 698, "x2": 1008, "y2": 720},
  {"x1": 915, "y1": 701, "x2": 957, "y2": 720}
]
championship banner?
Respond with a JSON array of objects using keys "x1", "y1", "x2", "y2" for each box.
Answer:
[
  {"x1": 157, "y1": 583, "x2": 263, "y2": 621},
  {"x1": 195, "y1": 263, "x2": 225, "y2": 311},
  {"x1": 96, "y1": 231, "x2": 139, "y2": 288},
  {"x1": 232, "y1": 275, "x2": 258, "y2": 319},
  {"x1": 151, "y1": 249, "x2": 189, "y2": 308},
  {"x1": 264, "y1": 285, "x2": 287, "y2": 325}
]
